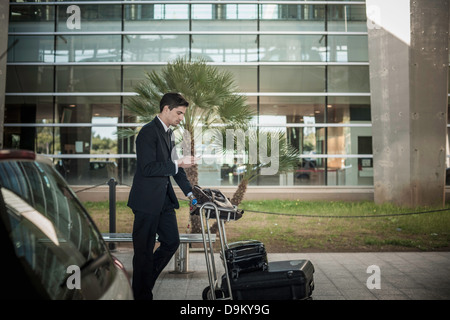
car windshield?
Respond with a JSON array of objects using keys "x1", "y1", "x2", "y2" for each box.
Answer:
[{"x1": 0, "y1": 159, "x2": 107, "y2": 299}]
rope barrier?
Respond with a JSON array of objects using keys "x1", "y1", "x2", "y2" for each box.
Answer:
[
  {"x1": 241, "y1": 207, "x2": 450, "y2": 218},
  {"x1": 74, "y1": 182, "x2": 108, "y2": 193},
  {"x1": 178, "y1": 197, "x2": 450, "y2": 218},
  {"x1": 76, "y1": 181, "x2": 450, "y2": 219}
]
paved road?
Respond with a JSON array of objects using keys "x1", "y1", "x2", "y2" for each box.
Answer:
[{"x1": 112, "y1": 246, "x2": 450, "y2": 300}]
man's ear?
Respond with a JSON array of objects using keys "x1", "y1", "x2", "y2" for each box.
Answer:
[{"x1": 163, "y1": 105, "x2": 171, "y2": 113}]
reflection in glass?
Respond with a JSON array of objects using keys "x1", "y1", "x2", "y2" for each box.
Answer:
[
  {"x1": 327, "y1": 66, "x2": 370, "y2": 93},
  {"x1": 4, "y1": 96, "x2": 54, "y2": 152},
  {"x1": 52, "y1": 97, "x2": 121, "y2": 184},
  {"x1": 6, "y1": 65, "x2": 54, "y2": 92},
  {"x1": 123, "y1": 65, "x2": 164, "y2": 92},
  {"x1": 154, "y1": 4, "x2": 189, "y2": 19},
  {"x1": 260, "y1": 4, "x2": 325, "y2": 31},
  {"x1": 7, "y1": 36, "x2": 54, "y2": 63},
  {"x1": 260, "y1": 35, "x2": 325, "y2": 62},
  {"x1": 327, "y1": 35, "x2": 368, "y2": 62},
  {"x1": 191, "y1": 35, "x2": 258, "y2": 63},
  {"x1": 56, "y1": 4, "x2": 122, "y2": 32},
  {"x1": 327, "y1": 4, "x2": 367, "y2": 32},
  {"x1": 55, "y1": 35, "x2": 121, "y2": 63},
  {"x1": 4, "y1": 96, "x2": 54, "y2": 124},
  {"x1": 92, "y1": 117, "x2": 119, "y2": 156},
  {"x1": 123, "y1": 35, "x2": 189, "y2": 62},
  {"x1": 327, "y1": 96, "x2": 371, "y2": 123},
  {"x1": 124, "y1": 5, "x2": 189, "y2": 31},
  {"x1": 192, "y1": 5, "x2": 257, "y2": 32},
  {"x1": 260, "y1": 66, "x2": 326, "y2": 92},
  {"x1": 9, "y1": 5, "x2": 55, "y2": 32},
  {"x1": 215, "y1": 66, "x2": 258, "y2": 92},
  {"x1": 259, "y1": 96, "x2": 325, "y2": 121},
  {"x1": 56, "y1": 66, "x2": 121, "y2": 92},
  {"x1": 259, "y1": 97, "x2": 325, "y2": 175},
  {"x1": 326, "y1": 157, "x2": 373, "y2": 186}
]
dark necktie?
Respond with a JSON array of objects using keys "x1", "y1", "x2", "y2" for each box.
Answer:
[{"x1": 167, "y1": 129, "x2": 173, "y2": 150}]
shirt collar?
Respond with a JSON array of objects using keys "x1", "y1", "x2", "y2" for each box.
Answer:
[{"x1": 156, "y1": 115, "x2": 170, "y2": 132}]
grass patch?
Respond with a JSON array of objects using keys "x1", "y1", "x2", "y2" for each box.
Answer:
[{"x1": 83, "y1": 199, "x2": 450, "y2": 253}]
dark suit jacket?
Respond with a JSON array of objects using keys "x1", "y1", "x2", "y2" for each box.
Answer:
[{"x1": 127, "y1": 117, "x2": 192, "y2": 213}]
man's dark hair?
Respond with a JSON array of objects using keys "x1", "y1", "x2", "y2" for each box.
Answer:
[{"x1": 159, "y1": 93, "x2": 189, "y2": 112}]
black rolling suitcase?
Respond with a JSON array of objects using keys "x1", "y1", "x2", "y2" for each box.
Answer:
[
  {"x1": 222, "y1": 240, "x2": 268, "y2": 278},
  {"x1": 221, "y1": 259, "x2": 315, "y2": 300}
]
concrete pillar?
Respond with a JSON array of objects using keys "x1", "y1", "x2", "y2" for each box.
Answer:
[
  {"x1": 366, "y1": 0, "x2": 449, "y2": 207},
  {"x1": 0, "y1": 1, "x2": 10, "y2": 149}
]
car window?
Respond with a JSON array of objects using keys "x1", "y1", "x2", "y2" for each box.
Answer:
[{"x1": 0, "y1": 160, "x2": 115, "y2": 299}]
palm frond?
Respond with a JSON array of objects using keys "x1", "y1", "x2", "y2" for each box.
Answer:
[{"x1": 116, "y1": 127, "x2": 140, "y2": 140}]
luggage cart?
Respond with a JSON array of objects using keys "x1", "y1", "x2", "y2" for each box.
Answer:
[
  {"x1": 198, "y1": 202, "x2": 237, "y2": 300},
  {"x1": 189, "y1": 186, "x2": 243, "y2": 300}
]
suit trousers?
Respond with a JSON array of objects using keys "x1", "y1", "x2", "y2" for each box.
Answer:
[{"x1": 131, "y1": 195, "x2": 180, "y2": 300}]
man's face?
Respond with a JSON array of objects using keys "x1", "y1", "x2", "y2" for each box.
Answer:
[{"x1": 164, "y1": 105, "x2": 187, "y2": 127}]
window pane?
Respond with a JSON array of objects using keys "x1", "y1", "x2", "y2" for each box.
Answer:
[
  {"x1": 6, "y1": 66, "x2": 54, "y2": 92},
  {"x1": 52, "y1": 96, "x2": 120, "y2": 184},
  {"x1": 260, "y1": 35, "x2": 325, "y2": 62},
  {"x1": 328, "y1": 35, "x2": 368, "y2": 62},
  {"x1": 327, "y1": 66, "x2": 370, "y2": 93},
  {"x1": 260, "y1": 97, "x2": 325, "y2": 162},
  {"x1": 55, "y1": 35, "x2": 121, "y2": 63},
  {"x1": 123, "y1": 65, "x2": 164, "y2": 92},
  {"x1": 56, "y1": 96, "x2": 120, "y2": 124},
  {"x1": 4, "y1": 96, "x2": 55, "y2": 151},
  {"x1": 7, "y1": 36, "x2": 54, "y2": 63},
  {"x1": 327, "y1": 127, "x2": 373, "y2": 156},
  {"x1": 260, "y1": 4, "x2": 325, "y2": 31},
  {"x1": 192, "y1": 4, "x2": 257, "y2": 31},
  {"x1": 192, "y1": 4, "x2": 212, "y2": 19},
  {"x1": 215, "y1": 66, "x2": 258, "y2": 92},
  {"x1": 260, "y1": 66, "x2": 326, "y2": 92},
  {"x1": 259, "y1": 96, "x2": 325, "y2": 122},
  {"x1": 154, "y1": 4, "x2": 189, "y2": 20},
  {"x1": 327, "y1": 4, "x2": 367, "y2": 32},
  {"x1": 124, "y1": 4, "x2": 189, "y2": 31},
  {"x1": 4, "y1": 96, "x2": 54, "y2": 124},
  {"x1": 9, "y1": 5, "x2": 55, "y2": 32},
  {"x1": 123, "y1": 35, "x2": 189, "y2": 63},
  {"x1": 191, "y1": 35, "x2": 257, "y2": 63},
  {"x1": 56, "y1": 4, "x2": 122, "y2": 32},
  {"x1": 56, "y1": 66, "x2": 121, "y2": 92},
  {"x1": 327, "y1": 157, "x2": 373, "y2": 186},
  {"x1": 327, "y1": 96, "x2": 371, "y2": 123}
]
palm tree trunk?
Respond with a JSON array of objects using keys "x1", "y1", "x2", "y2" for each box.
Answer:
[
  {"x1": 231, "y1": 179, "x2": 248, "y2": 206},
  {"x1": 184, "y1": 135, "x2": 202, "y2": 233},
  {"x1": 209, "y1": 178, "x2": 248, "y2": 234}
]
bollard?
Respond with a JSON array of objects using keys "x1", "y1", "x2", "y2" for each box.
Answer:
[
  {"x1": 107, "y1": 178, "x2": 118, "y2": 250},
  {"x1": 169, "y1": 243, "x2": 193, "y2": 274}
]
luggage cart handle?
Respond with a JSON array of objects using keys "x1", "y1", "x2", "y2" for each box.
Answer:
[{"x1": 196, "y1": 202, "x2": 241, "y2": 221}]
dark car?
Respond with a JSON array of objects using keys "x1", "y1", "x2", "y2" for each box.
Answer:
[{"x1": 0, "y1": 149, "x2": 133, "y2": 300}]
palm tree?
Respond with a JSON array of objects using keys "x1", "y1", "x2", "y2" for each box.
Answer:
[
  {"x1": 208, "y1": 127, "x2": 300, "y2": 234},
  {"x1": 233, "y1": 130, "x2": 299, "y2": 204},
  {"x1": 119, "y1": 57, "x2": 254, "y2": 233}
]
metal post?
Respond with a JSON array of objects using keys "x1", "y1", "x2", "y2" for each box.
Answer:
[
  {"x1": 170, "y1": 243, "x2": 191, "y2": 274},
  {"x1": 0, "y1": 1, "x2": 11, "y2": 149},
  {"x1": 108, "y1": 178, "x2": 118, "y2": 250}
]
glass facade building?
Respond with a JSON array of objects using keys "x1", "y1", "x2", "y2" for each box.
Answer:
[{"x1": 4, "y1": 0, "x2": 445, "y2": 188}]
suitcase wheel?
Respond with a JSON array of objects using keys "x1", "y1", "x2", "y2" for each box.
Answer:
[{"x1": 202, "y1": 286, "x2": 224, "y2": 300}]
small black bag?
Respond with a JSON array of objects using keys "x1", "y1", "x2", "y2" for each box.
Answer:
[
  {"x1": 190, "y1": 185, "x2": 244, "y2": 221},
  {"x1": 222, "y1": 240, "x2": 268, "y2": 278}
]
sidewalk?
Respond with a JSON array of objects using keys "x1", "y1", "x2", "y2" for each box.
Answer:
[{"x1": 112, "y1": 245, "x2": 450, "y2": 300}]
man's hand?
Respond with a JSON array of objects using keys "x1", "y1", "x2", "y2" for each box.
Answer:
[{"x1": 177, "y1": 156, "x2": 199, "y2": 168}]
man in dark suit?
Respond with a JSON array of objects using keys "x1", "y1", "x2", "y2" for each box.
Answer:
[{"x1": 127, "y1": 92, "x2": 197, "y2": 300}]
